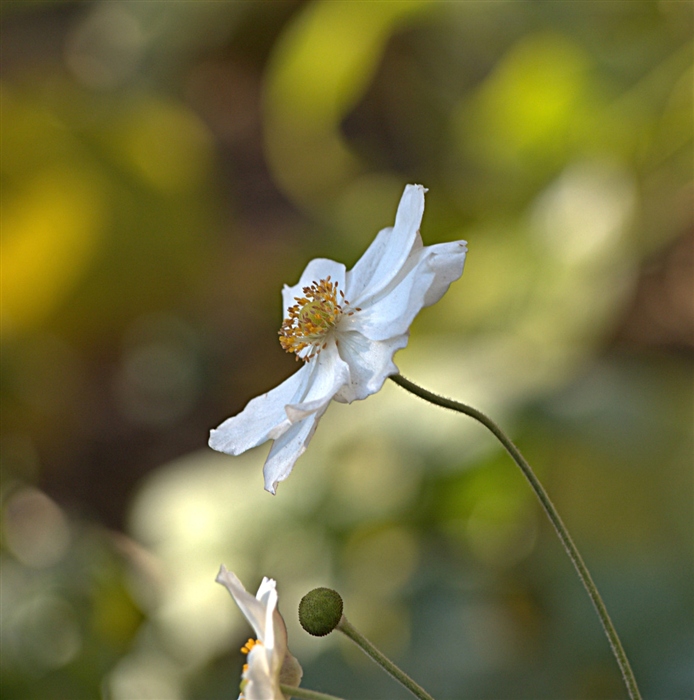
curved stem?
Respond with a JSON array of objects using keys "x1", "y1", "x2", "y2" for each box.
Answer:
[
  {"x1": 337, "y1": 616, "x2": 435, "y2": 700},
  {"x1": 390, "y1": 373, "x2": 641, "y2": 700},
  {"x1": 280, "y1": 684, "x2": 345, "y2": 700}
]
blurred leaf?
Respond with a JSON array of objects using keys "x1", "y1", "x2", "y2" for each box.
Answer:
[{"x1": 265, "y1": 0, "x2": 430, "y2": 208}]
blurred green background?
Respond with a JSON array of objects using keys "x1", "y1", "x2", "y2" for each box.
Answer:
[{"x1": 1, "y1": 2, "x2": 692, "y2": 699}]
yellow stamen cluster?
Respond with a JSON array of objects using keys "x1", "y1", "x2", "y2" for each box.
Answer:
[
  {"x1": 279, "y1": 277, "x2": 345, "y2": 361},
  {"x1": 240, "y1": 637, "x2": 260, "y2": 655},
  {"x1": 240, "y1": 637, "x2": 262, "y2": 691}
]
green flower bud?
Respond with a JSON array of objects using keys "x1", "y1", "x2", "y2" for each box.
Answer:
[{"x1": 298, "y1": 588, "x2": 343, "y2": 637}]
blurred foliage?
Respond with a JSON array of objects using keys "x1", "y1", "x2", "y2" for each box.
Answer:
[{"x1": 1, "y1": 1, "x2": 692, "y2": 699}]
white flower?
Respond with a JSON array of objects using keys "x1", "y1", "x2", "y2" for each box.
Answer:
[
  {"x1": 209, "y1": 184, "x2": 467, "y2": 493},
  {"x1": 216, "y1": 566, "x2": 303, "y2": 700}
]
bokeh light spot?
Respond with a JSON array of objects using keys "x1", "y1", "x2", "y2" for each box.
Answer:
[{"x1": 2, "y1": 487, "x2": 71, "y2": 568}]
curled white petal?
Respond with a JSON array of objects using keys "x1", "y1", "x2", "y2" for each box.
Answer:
[
  {"x1": 264, "y1": 345, "x2": 349, "y2": 493},
  {"x1": 263, "y1": 411, "x2": 322, "y2": 494},
  {"x1": 344, "y1": 238, "x2": 467, "y2": 342},
  {"x1": 420, "y1": 240, "x2": 468, "y2": 307},
  {"x1": 215, "y1": 567, "x2": 277, "y2": 645},
  {"x1": 285, "y1": 344, "x2": 349, "y2": 418},
  {"x1": 346, "y1": 184, "x2": 425, "y2": 306},
  {"x1": 333, "y1": 331, "x2": 409, "y2": 403}
]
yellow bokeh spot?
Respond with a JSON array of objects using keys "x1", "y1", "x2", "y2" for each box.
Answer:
[
  {"x1": 459, "y1": 32, "x2": 591, "y2": 167},
  {"x1": 109, "y1": 97, "x2": 213, "y2": 192},
  {"x1": 2, "y1": 167, "x2": 105, "y2": 338}
]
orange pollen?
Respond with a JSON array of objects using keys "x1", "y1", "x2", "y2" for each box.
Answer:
[
  {"x1": 279, "y1": 276, "x2": 349, "y2": 361},
  {"x1": 241, "y1": 638, "x2": 260, "y2": 655}
]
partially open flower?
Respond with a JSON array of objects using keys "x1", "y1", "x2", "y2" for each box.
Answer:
[
  {"x1": 216, "y1": 566, "x2": 302, "y2": 700},
  {"x1": 209, "y1": 184, "x2": 467, "y2": 493}
]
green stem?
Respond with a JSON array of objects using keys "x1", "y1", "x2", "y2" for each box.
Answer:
[
  {"x1": 280, "y1": 684, "x2": 345, "y2": 700},
  {"x1": 390, "y1": 373, "x2": 641, "y2": 700},
  {"x1": 337, "y1": 616, "x2": 435, "y2": 700}
]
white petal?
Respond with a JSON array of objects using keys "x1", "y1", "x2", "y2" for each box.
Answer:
[
  {"x1": 257, "y1": 577, "x2": 278, "y2": 653},
  {"x1": 263, "y1": 344, "x2": 350, "y2": 493},
  {"x1": 345, "y1": 184, "x2": 425, "y2": 305},
  {"x1": 215, "y1": 566, "x2": 274, "y2": 642},
  {"x1": 281, "y1": 257, "x2": 346, "y2": 318},
  {"x1": 255, "y1": 576, "x2": 278, "y2": 608},
  {"x1": 263, "y1": 410, "x2": 325, "y2": 494},
  {"x1": 333, "y1": 330, "x2": 409, "y2": 403},
  {"x1": 279, "y1": 651, "x2": 303, "y2": 690},
  {"x1": 342, "y1": 262, "x2": 434, "y2": 341},
  {"x1": 420, "y1": 240, "x2": 468, "y2": 307},
  {"x1": 285, "y1": 344, "x2": 350, "y2": 420},
  {"x1": 208, "y1": 365, "x2": 312, "y2": 456},
  {"x1": 244, "y1": 644, "x2": 282, "y2": 700},
  {"x1": 344, "y1": 238, "x2": 467, "y2": 342}
]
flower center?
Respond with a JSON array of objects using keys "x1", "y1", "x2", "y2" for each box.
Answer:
[{"x1": 279, "y1": 277, "x2": 344, "y2": 361}]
